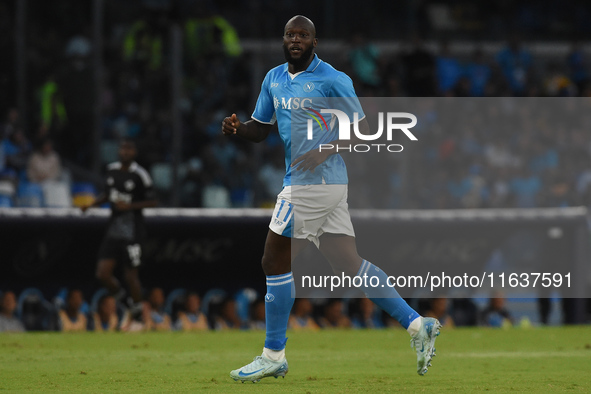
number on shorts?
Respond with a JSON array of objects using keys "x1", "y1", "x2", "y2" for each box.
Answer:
[{"x1": 127, "y1": 244, "x2": 141, "y2": 267}]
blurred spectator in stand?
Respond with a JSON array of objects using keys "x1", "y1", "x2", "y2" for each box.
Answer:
[
  {"x1": 3, "y1": 127, "x2": 31, "y2": 175},
  {"x1": 27, "y1": 138, "x2": 62, "y2": 183},
  {"x1": 288, "y1": 298, "x2": 319, "y2": 331},
  {"x1": 425, "y1": 297, "x2": 455, "y2": 328},
  {"x1": 349, "y1": 33, "x2": 381, "y2": 95},
  {"x1": 317, "y1": 299, "x2": 352, "y2": 329},
  {"x1": 212, "y1": 297, "x2": 242, "y2": 330},
  {"x1": 401, "y1": 35, "x2": 436, "y2": 96},
  {"x1": 464, "y1": 48, "x2": 491, "y2": 97},
  {"x1": 489, "y1": 169, "x2": 512, "y2": 207},
  {"x1": 541, "y1": 171, "x2": 577, "y2": 207},
  {"x1": 248, "y1": 299, "x2": 265, "y2": 330},
  {"x1": 38, "y1": 73, "x2": 67, "y2": 142},
  {"x1": 350, "y1": 297, "x2": 384, "y2": 329},
  {"x1": 123, "y1": 16, "x2": 164, "y2": 75},
  {"x1": 509, "y1": 168, "x2": 541, "y2": 208},
  {"x1": 59, "y1": 289, "x2": 87, "y2": 332},
  {"x1": 121, "y1": 301, "x2": 151, "y2": 332},
  {"x1": 184, "y1": 9, "x2": 242, "y2": 63},
  {"x1": 496, "y1": 35, "x2": 532, "y2": 96},
  {"x1": 566, "y1": 42, "x2": 588, "y2": 94},
  {"x1": 446, "y1": 167, "x2": 473, "y2": 208},
  {"x1": 0, "y1": 291, "x2": 25, "y2": 332},
  {"x1": 147, "y1": 287, "x2": 171, "y2": 331},
  {"x1": 544, "y1": 63, "x2": 576, "y2": 97},
  {"x1": 480, "y1": 292, "x2": 513, "y2": 327},
  {"x1": 92, "y1": 295, "x2": 118, "y2": 332},
  {"x1": 27, "y1": 137, "x2": 71, "y2": 207},
  {"x1": 450, "y1": 298, "x2": 479, "y2": 327},
  {"x1": 529, "y1": 139, "x2": 558, "y2": 174},
  {"x1": 436, "y1": 40, "x2": 462, "y2": 96},
  {"x1": 174, "y1": 292, "x2": 208, "y2": 331},
  {"x1": 1, "y1": 107, "x2": 19, "y2": 140}
]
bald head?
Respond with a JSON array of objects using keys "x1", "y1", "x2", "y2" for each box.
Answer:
[
  {"x1": 284, "y1": 15, "x2": 316, "y2": 38},
  {"x1": 283, "y1": 15, "x2": 318, "y2": 72}
]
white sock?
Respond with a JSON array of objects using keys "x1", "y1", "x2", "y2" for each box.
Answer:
[
  {"x1": 263, "y1": 347, "x2": 285, "y2": 362},
  {"x1": 407, "y1": 316, "x2": 422, "y2": 337}
]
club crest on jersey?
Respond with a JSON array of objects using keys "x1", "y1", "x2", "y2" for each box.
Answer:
[
  {"x1": 107, "y1": 177, "x2": 114, "y2": 186},
  {"x1": 124, "y1": 180, "x2": 135, "y2": 191},
  {"x1": 303, "y1": 82, "x2": 315, "y2": 92}
]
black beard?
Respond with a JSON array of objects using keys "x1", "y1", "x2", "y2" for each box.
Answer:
[{"x1": 283, "y1": 44, "x2": 314, "y2": 71}]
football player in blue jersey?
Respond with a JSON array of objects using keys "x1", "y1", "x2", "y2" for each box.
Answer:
[{"x1": 222, "y1": 15, "x2": 440, "y2": 382}]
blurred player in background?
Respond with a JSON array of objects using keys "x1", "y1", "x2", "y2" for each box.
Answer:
[
  {"x1": 222, "y1": 15, "x2": 441, "y2": 382},
  {"x1": 81, "y1": 139, "x2": 157, "y2": 318}
]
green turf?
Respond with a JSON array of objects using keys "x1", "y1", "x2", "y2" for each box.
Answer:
[{"x1": 1, "y1": 326, "x2": 590, "y2": 393}]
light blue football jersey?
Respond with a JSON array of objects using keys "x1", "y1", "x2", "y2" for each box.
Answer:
[{"x1": 252, "y1": 54, "x2": 364, "y2": 186}]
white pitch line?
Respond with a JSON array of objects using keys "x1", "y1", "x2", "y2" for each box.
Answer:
[{"x1": 445, "y1": 351, "x2": 590, "y2": 358}]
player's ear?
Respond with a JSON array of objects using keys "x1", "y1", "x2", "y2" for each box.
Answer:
[{"x1": 313, "y1": 37, "x2": 318, "y2": 48}]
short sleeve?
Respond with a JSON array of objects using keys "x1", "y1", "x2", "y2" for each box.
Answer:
[
  {"x1": 329, "y1": 74, "x2": 365, "y2": 121},
  {"x1": 251, "y1": 72, "x2": 277, "y2": 124},
  {"x1": 135, "y1": 168, "x2": 156, "y2": 200}
]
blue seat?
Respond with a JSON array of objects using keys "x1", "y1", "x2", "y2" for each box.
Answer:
[
  {"x1": 17, "y1": 182, "x2": 44, "y2": 207},
  {"x1": 53, "y1": 287, "x2": 69, "y2": 310},
  {"x1": 0, "y1": 195, "x2": 13, "y2": 207},
  {"x1": 17, "y1": 288, "x2": 46, "y2": 319},
  {"x1": 234, "y1": 288, "x2": 258, "y2": 323},
  {"x1": 90, "y1": 288, "x2": 110, "y2": 314},
  {"x1": 230, "y1": 188, "x2": 253, "y2": 208},
  {"x1": 164, "y1": 288, "x2": 187, "y2": 316},
  {"x1": 17, "y1": 288, "x2": 57, "y2": 330},
  {"x1": 201, "y1": 288, "x2": 227, "y2": 317},
  {"x1": 71, "y1": 182, "x2": 97, "y2": 196}
]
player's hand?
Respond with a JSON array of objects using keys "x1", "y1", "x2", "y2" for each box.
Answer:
[
  {"x1": 291, "y1": 149, "x2": 333, "y2": 173},
  {"x1": 114, "y1": 201, "x2": 132, "y2": 211},
  {"x1": 222, "y1": 113, "x2": 241, "y2": 136}
]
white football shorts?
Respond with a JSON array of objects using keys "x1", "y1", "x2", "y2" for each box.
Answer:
[{"x1": 269, "y1": 184, "x2": 355, "y2": 247}]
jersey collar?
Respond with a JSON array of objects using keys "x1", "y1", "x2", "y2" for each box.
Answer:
[
  {"x1": 284, "y1": 53, "x2": 322, "y2": 74},
  {"x1": 114, "y1": 161, "x2": 138, "y2": 172}
]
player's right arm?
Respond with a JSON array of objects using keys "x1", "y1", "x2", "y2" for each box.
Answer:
[
  {"x1": 222, "y1": 114, "x2": 273, "y2": 143},
  {"x1": 80, "y1": 193, "x2": 108, "y2": 213}
]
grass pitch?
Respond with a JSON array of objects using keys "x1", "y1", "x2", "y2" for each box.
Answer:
[{"x1": 1, "y1": 326, "x2": 590, "y2": 393}]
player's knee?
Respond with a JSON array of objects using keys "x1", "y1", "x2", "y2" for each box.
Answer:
[
  {"x1": 327, "y1": 254, "x2": 362, "y2": 276},
  {"x1": 124, "y1": 269, "x2": 138, "y2": 283},
  {"x1": 261, "y1": 253, "x2": 288, "y2": 276},
  {"x1": 261, "y1": 254, "x2": 273, "y2": 275}
]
